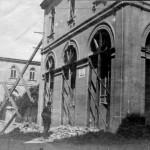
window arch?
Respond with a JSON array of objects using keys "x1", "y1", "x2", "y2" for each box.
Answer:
[
  {"x1": 45, "y1": 55, "x2": 55, "y2": 71},
  {"x1": 29, "y1": 68, "x2": 35, "y2": 80},
  {"x1": 10, "y1": 66, "x2": 17, "y2": 78},
  {"x1": 44, "y1": 53, "x2": 55, "y2": 104},
  {"x1": 87, "y1": 23, "x2": 114, "y2": 54}
]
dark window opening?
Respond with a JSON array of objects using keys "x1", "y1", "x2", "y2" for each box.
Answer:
[
  {"x1": 90, "y1": 29, "x2": 111, "y2": 106},
  {"x1": 146, "y1": 33, "x2": 150, "y2": 49},
  {"x1": 29, "y1": 68, "x2": 35, "y2": 80},
  {"x1": 45, "y1": 55, "x2": 55, "y2": 98},
  {"x1": 10, "y1": 66, "x2": 17, "y2": 78},
  {"x1": 68, "y1": 0, "x2": 75, "y2": 25},
  {"x1": 63, "y1": 45, "x2": 77, "y2": 89},
  {"x1": 47, "y1": 7, "x2": 55, "y2": 39},
  {"x1": 90, "y1": 30, "x2": 111, "y2": 53}
]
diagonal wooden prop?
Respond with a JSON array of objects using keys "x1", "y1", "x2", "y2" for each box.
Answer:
[
  {"x1": 1, "y1": 82, "x2": 21, "y2": 118},
  {"x1": 0, "y1": 39, "x2": 42, "y2": 135}
]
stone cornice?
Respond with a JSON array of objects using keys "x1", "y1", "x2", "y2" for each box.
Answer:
[
  {"x1": 0, "y1": 57, "x2": 41, "y2": 66},
  {"x1": 41, "y1": 1, "x2": 150, "y2": 54},
  {"x1": 40, "y1": 0, "x2": 53, "y2": 9},
  {"x1": 40, "y1": 0, "x2": 61, "y2": 10}
]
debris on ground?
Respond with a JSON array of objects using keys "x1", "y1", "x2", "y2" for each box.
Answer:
[
  {"x1": 45, "y1": 125, "x2": 100, "y2": 142},
  {"x1": 2, "y1": 113, "x2": 150, "y2": 145},
  {"x1": 1, "y1": 122, "x2": 102, "y2": 143},
  {"x1": 17, "y1": 122, "x2": 43, "y2": 133}
]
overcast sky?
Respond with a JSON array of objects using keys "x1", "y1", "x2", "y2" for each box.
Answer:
[{"x1": 0, "y1": 0, "x2": 44, "y2": 61}]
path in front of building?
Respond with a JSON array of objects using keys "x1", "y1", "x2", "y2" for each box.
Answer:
[{"x1": 0, "y1": 138, "x2": 150, "y2": 150}]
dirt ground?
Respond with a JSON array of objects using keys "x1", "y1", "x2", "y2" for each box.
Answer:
[
  {"x1": 1, "y1": 114, "x2": 150, "y2": 150},
  {"x1": 0, "y1": 136, "x2": 150, "y2": 150},
  {"x1": 1, "y1": 128, "x2": 150, "y2": 150}
]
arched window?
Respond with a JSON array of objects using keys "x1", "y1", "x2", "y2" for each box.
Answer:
[
  {"x1": 10, "y1": 66, "x2": 17, "y2": 78},
  {"x1": 44, "y1": 54, "x2": 55, "y2": 104},
  {"x1": 29, "y1": 68, "x2": 35, "y2": 80}
]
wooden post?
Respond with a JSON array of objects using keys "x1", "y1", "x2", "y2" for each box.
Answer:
[
  {"x1": 0, "y1": 113, "x2": 17, "y2": 135},
  {"x1": 1, "y1": 82, "x2": 21, "y2": 118},
  {"x1": 61, "y1": 73, "x2": 65, "y2": 125},
  {"x1": 87, "y1": 62, "x2": 92, "y2": 127},
  {"x1": 95, "y1": 32, "x2": 102, "y2": 128}
]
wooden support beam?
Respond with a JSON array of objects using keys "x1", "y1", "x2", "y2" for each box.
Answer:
[
  {"x1": 88, "y1": 58, "x2": 110, "y2": 95},
  {"x1": 0, "y1": 113, "x2": 17, "y2": 135},
  {"x1": 0, "y1": 39, "x2": 42, "y2": 113},
  {"x1": 0, "y1": 39, "x2": 42, "y2": 135},
  {"x1": 1, "y1": 82, "x2": 21, "y2": 118},
  {"x1": 87, "y1": 65, "x2": 92, "y2": 127},
  {"x1": 88, "y1": 87, "x2": 108, "y2": 128}
]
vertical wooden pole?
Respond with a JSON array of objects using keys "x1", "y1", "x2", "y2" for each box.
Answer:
[
  {"x1": 61, "y1": 72, "x2": 64, "y2": 125},
  {"x1": 87, "y1": 62, "x2": 92, "y2": 127},
  {"x1": 95, "y1": 32, "x2": 102, "y2": 128}
]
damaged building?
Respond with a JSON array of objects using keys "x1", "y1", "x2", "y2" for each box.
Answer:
[
  {"x1": 0, "y1": 57, "x2": 40, "y2": 123},
  {"x1": 37, "y1": 0, "x2": 150, "y2": 132}
]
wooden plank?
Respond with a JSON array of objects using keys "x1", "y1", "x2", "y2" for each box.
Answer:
[
  {"x1": 1, "y1": 83, "x2": 21, "y2": 118},
  {"x1": 0, "y1": 39, "x2": 42, "y2": 113},
  {"x1": 88, "y1": 58, "x2": 110, "y2": 95},
  {"x1": 88, "y1": 87, "x2": 108, "y2": 128},
  {"x1": 90, "y1": 107, "x2": 95, "y2": 124},
  {"x1": 62, "y1": 72, "x2": 76, "y2": 100},
  {"x1": 91, "y1": 80, "x2": 96, "y2": 93},
  {"x1": 87, "y1": 65, "x2": 92, "y2": 127},
  {"x1": 0, "y1": 113, "x2": 17, "y2": 135},
  {"x1": 63, "y1": 96, "x2": 72, "y2": 125}
]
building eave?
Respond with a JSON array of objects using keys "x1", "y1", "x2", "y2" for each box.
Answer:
[
  {"x1": 40, "y1": 0, "x2": 53, "y2": 10},
  {"x1": 0, "y1": 57, "x2": 41, "y2": 66},
  {"x1": 40, "y1": 0, "x2": 62, "y2": 10}
]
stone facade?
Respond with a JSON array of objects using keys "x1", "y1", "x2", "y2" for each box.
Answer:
[
  {"x1": 38, "y1": 0, "x2": 150, "y2": 132},
  {"x1": 0, "y1": 57, "x2": 41, "y2": 122}
]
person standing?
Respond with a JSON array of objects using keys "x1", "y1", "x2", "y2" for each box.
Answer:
[{"x1": 41, "y1": 101, "x2": 52, "y2": 139}]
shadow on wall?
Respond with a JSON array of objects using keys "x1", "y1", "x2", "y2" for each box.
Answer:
[{"x1": 116, "y1": 113, "x2": 150, "y2": 139}]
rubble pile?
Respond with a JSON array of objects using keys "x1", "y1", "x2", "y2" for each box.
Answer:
[
  {"x1": 45, "y1": 125, "x2": 100, "y2": 142},
  {"x1": 16, "y1": 122, "x2": 43, "y2": 133},
  {"x1": 4, "y1": 122, "x2": 101, "y2": 142}
]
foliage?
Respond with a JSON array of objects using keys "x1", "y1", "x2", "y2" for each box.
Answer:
[{"x1": 16, "y1": 85, "x2": 39, "y2": 117}]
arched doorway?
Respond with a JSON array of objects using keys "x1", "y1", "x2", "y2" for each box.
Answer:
[
  {"x1": 145, "y1": 32, "x2": 150, "y2": 125},
  {"x1": 88, "y1": 28, "x2": 112, "y2": 129},
  {"x1": 44, "y1": 54, "x2": 55, "y2": 105},
  {"x1": 62, "y1": 43, "x2": 77, "y2": 126}
]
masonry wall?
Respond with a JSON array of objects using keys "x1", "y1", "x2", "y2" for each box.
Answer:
[
  {"x1": 40, "y1": 1, "x2": 150, "y2": 132},
  {"x1": 0, "y1": 59, "x2": 41, "y2": 122}
]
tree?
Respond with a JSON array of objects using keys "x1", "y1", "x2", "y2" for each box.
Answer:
[{"x1": 16, "y1": 85, "x2": 39, "y2": 118}]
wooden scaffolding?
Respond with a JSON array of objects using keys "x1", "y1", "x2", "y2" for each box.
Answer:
[{"x1": 0, "y1": 40, "x2": 42, "y2": 135}]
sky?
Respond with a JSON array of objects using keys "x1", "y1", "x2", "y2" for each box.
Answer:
[{"x1": 0, "y1": 0, "x2": 44, "y2": 61}]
